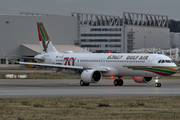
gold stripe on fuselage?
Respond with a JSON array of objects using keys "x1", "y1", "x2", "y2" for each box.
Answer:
[
  {"x1": 123, "y1": 66, "x2": 178, "y2": 72},
  {"x1": 152, "y1": 66, "x2": 178, "y2": 71}
]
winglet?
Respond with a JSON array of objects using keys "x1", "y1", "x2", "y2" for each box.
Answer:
[
  {"x1": 2, "y1": 48, "x2": 17, "y2": 63},
  {"x1": 2, "y1": 48, "x2": 8, "y2": 60}
]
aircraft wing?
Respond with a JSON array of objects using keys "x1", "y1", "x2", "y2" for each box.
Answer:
[
  {"x1": 19, "y1": 62, "x2": 83, "y2": 70},
  {"x1": 19, "y1": 62, "x2": 109, "y2": 72}
]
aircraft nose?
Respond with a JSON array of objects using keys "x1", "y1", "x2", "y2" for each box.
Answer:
[
  {"x1": 174, "y1": 66, "x2": 178, "y2": 73},
  {"x1": 172, "y1": 64, "x2": 178, "y2": 74}
]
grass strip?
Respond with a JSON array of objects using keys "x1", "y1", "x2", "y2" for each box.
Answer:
[{"x1": 0, "y1": 96, "x2": 179, "y2": 120}]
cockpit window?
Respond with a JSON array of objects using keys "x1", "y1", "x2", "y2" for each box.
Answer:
[
  {"x1": 161, "y1": 60, "x2": 165, "y2": 63},
  {"x1": 165, "y1": 60, "x2": 171, "y2": 63},
  {"x1": 158, "y1": 59, "x2": 174, "y2": 63}
]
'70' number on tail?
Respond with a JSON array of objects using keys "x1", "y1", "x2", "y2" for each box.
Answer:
[{"x1": 64, "y1": 57, "x2": 75, "y2": 66}]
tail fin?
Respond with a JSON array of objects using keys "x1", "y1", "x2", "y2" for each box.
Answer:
[{"x1": 37, "y1": 22, "x2": 58, "y2": 54}]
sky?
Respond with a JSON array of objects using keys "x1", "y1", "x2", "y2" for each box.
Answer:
[{"x1": 0, "y1": 0, "x2": 180, "y2": 20}]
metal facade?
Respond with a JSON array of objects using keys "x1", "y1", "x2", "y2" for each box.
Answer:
[
  {"x1": 72, "y1": 12, "x2": 170, "y2": 53},
  {"x1": 72, "y1": 12, "x2": 123, "y2": 53},
  {"x1": 71, "y1": 12, "x2": 122, "y2": 26},
  {"x1": 123, "y1": 12, "x2": 168, "y2": 28}
]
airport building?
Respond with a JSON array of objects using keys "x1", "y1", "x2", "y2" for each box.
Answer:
[
  {"x1": 72, "y1": 12, "x2": 169, "y2": 53},
  {"x1": 170, "y1": 32, "x2": 180, "y2": 48},
  {"x1": 0, "y1": 12, "x2": 175, "y2": 65},
  {"x1": 72, "y1": 13, "x2": 123, "y2": 53}
]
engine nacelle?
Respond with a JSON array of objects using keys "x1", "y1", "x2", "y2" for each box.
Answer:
[
  {"x1": 81, "y1": 70, "x2": 102, "y2": 83},
  {"x1": 132, "y1": 77, "x2": 153, "y2": 83}
]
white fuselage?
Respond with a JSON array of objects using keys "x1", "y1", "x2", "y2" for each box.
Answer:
[{"x1": 38, "y1": 52, "x2": 177, "y2": 77}]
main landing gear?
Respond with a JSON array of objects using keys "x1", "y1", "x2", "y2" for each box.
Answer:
[
  {"x1": 155, "y1": 76, "x2": 161, "y2": 87},
  {"x1": 114, "y1": 77, "x2": 123, "y2": 86},
  {"x1": 80, "y1": 80, "x2": 89, "y2": 86}
]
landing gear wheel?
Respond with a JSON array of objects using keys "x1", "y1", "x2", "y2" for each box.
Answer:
[
  {"x1": 155, "y1": 83, "x2": 161, "y2": 87},
  {"x1": 80, "y1": 80, "x2": 84, "y2": 86},
  {"x1": 114, "y1": 79, "x2": 124, "y2": 86},
  {"x1": 119, "y1": 79, "x2": 124, "y2": 86},
  {"x1": 155, "y1": 76, "x2": 162, "y2": 87},
  {"x1": 155, "y1": 83, "x2": 158, "y2": 87},
  {"x1": 114, "y1": 79, "x2": 119, "y2": 86},
  {"x1": 80, "y1": 80, "x2": 89, "y2": 86}
]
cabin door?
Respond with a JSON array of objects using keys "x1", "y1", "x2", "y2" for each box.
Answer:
[
  {"x1": 147, "y1": 56, "x2": 154, "y2": 68},
  {"x1": 100, "y1": 58, "x2": 106, "y2": 66}
]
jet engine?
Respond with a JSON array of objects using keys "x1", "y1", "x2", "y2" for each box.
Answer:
[
  {"x1": 81, "y1": 70, "x2": 102, "y2": 83},
  {"x1": 132, "y1": 77, "x2": 153, "y2": 83}
]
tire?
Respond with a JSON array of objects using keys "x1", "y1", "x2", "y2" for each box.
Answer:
[
  {"x1": 114, "y1": 79, "x2": 119, "y2": 86},
  {"x1": 80, "y1": 80, "x2": 84, "y2": 86},
  {"x1": 158, "y1": 83, "x2": 161, "y2": 87},
  {"x1": 119, "y1": 79, "x2": 124, "y2": 86},
  {"x1": 155, "y1": 83, "x2": 159, "y2": 87}
]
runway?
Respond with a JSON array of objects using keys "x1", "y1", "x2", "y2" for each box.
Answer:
[{"x1": 0, "y1": 79, "x2": 180, "y2": 98}]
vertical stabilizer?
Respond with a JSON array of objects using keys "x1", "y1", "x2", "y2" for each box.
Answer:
[{"x1": 37, "y1": 22, "x2": 58, "y2": 54}]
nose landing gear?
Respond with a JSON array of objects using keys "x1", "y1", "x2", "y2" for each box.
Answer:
[{"x1": 155, "y1": 76, "x2": 161, "y2": 87}]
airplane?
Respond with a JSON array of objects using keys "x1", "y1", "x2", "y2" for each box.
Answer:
[{"x1": 18, "y1": 22, "x2": 178, "y2": 87}]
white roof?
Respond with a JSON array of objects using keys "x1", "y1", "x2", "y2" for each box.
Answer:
[{"x1": 22, "y1": 44, "x2": 91, "y2": 54}]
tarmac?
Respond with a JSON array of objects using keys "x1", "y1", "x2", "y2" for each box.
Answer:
[{"x1": 0, "y1": 78, "x2": 180, "y2": 98}]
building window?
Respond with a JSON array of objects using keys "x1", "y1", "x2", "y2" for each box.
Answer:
[
  {"x1": 81, "y1": 34, "x2": 121, "y2": 37},
  {"x1": 91, "y1": 28, "x2": 121, "y2": 31},
  {"x1": 1, "y1": 59, "x2": 6, "y2": 64},
  {"x1": 96, "y1": 50, "x2": 104, "y2": 53},
  {"x1": 105, "y1": 45, "x2": 121, "y2": 47},
  {"x1": 81, "y1": 39, "x2": 121, "y2": 42},
  {"x1": 91, "y1": 28, "x2": 101, "y2": 31},
  {"x1": 81, "y1": 45, "x2": 101, "y2": 47}
]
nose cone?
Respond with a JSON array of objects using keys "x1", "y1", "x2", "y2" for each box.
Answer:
[
  {"x1": 159, "y1": 65, "x2": 178, "y2": 76},
  {"x1": 169, "y1": 64, "x2": 178, "y2": 75},
  {"x1": 173, "y1": 65, "x2": 178, "y2": 74}
]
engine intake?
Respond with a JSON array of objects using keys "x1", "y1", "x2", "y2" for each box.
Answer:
[
  {"x1": 81, "y1": 70, "x2": 102, "y2": 83},
  {"x1": 132, "y1": 77, "x2": 153, "y2": 83}
]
